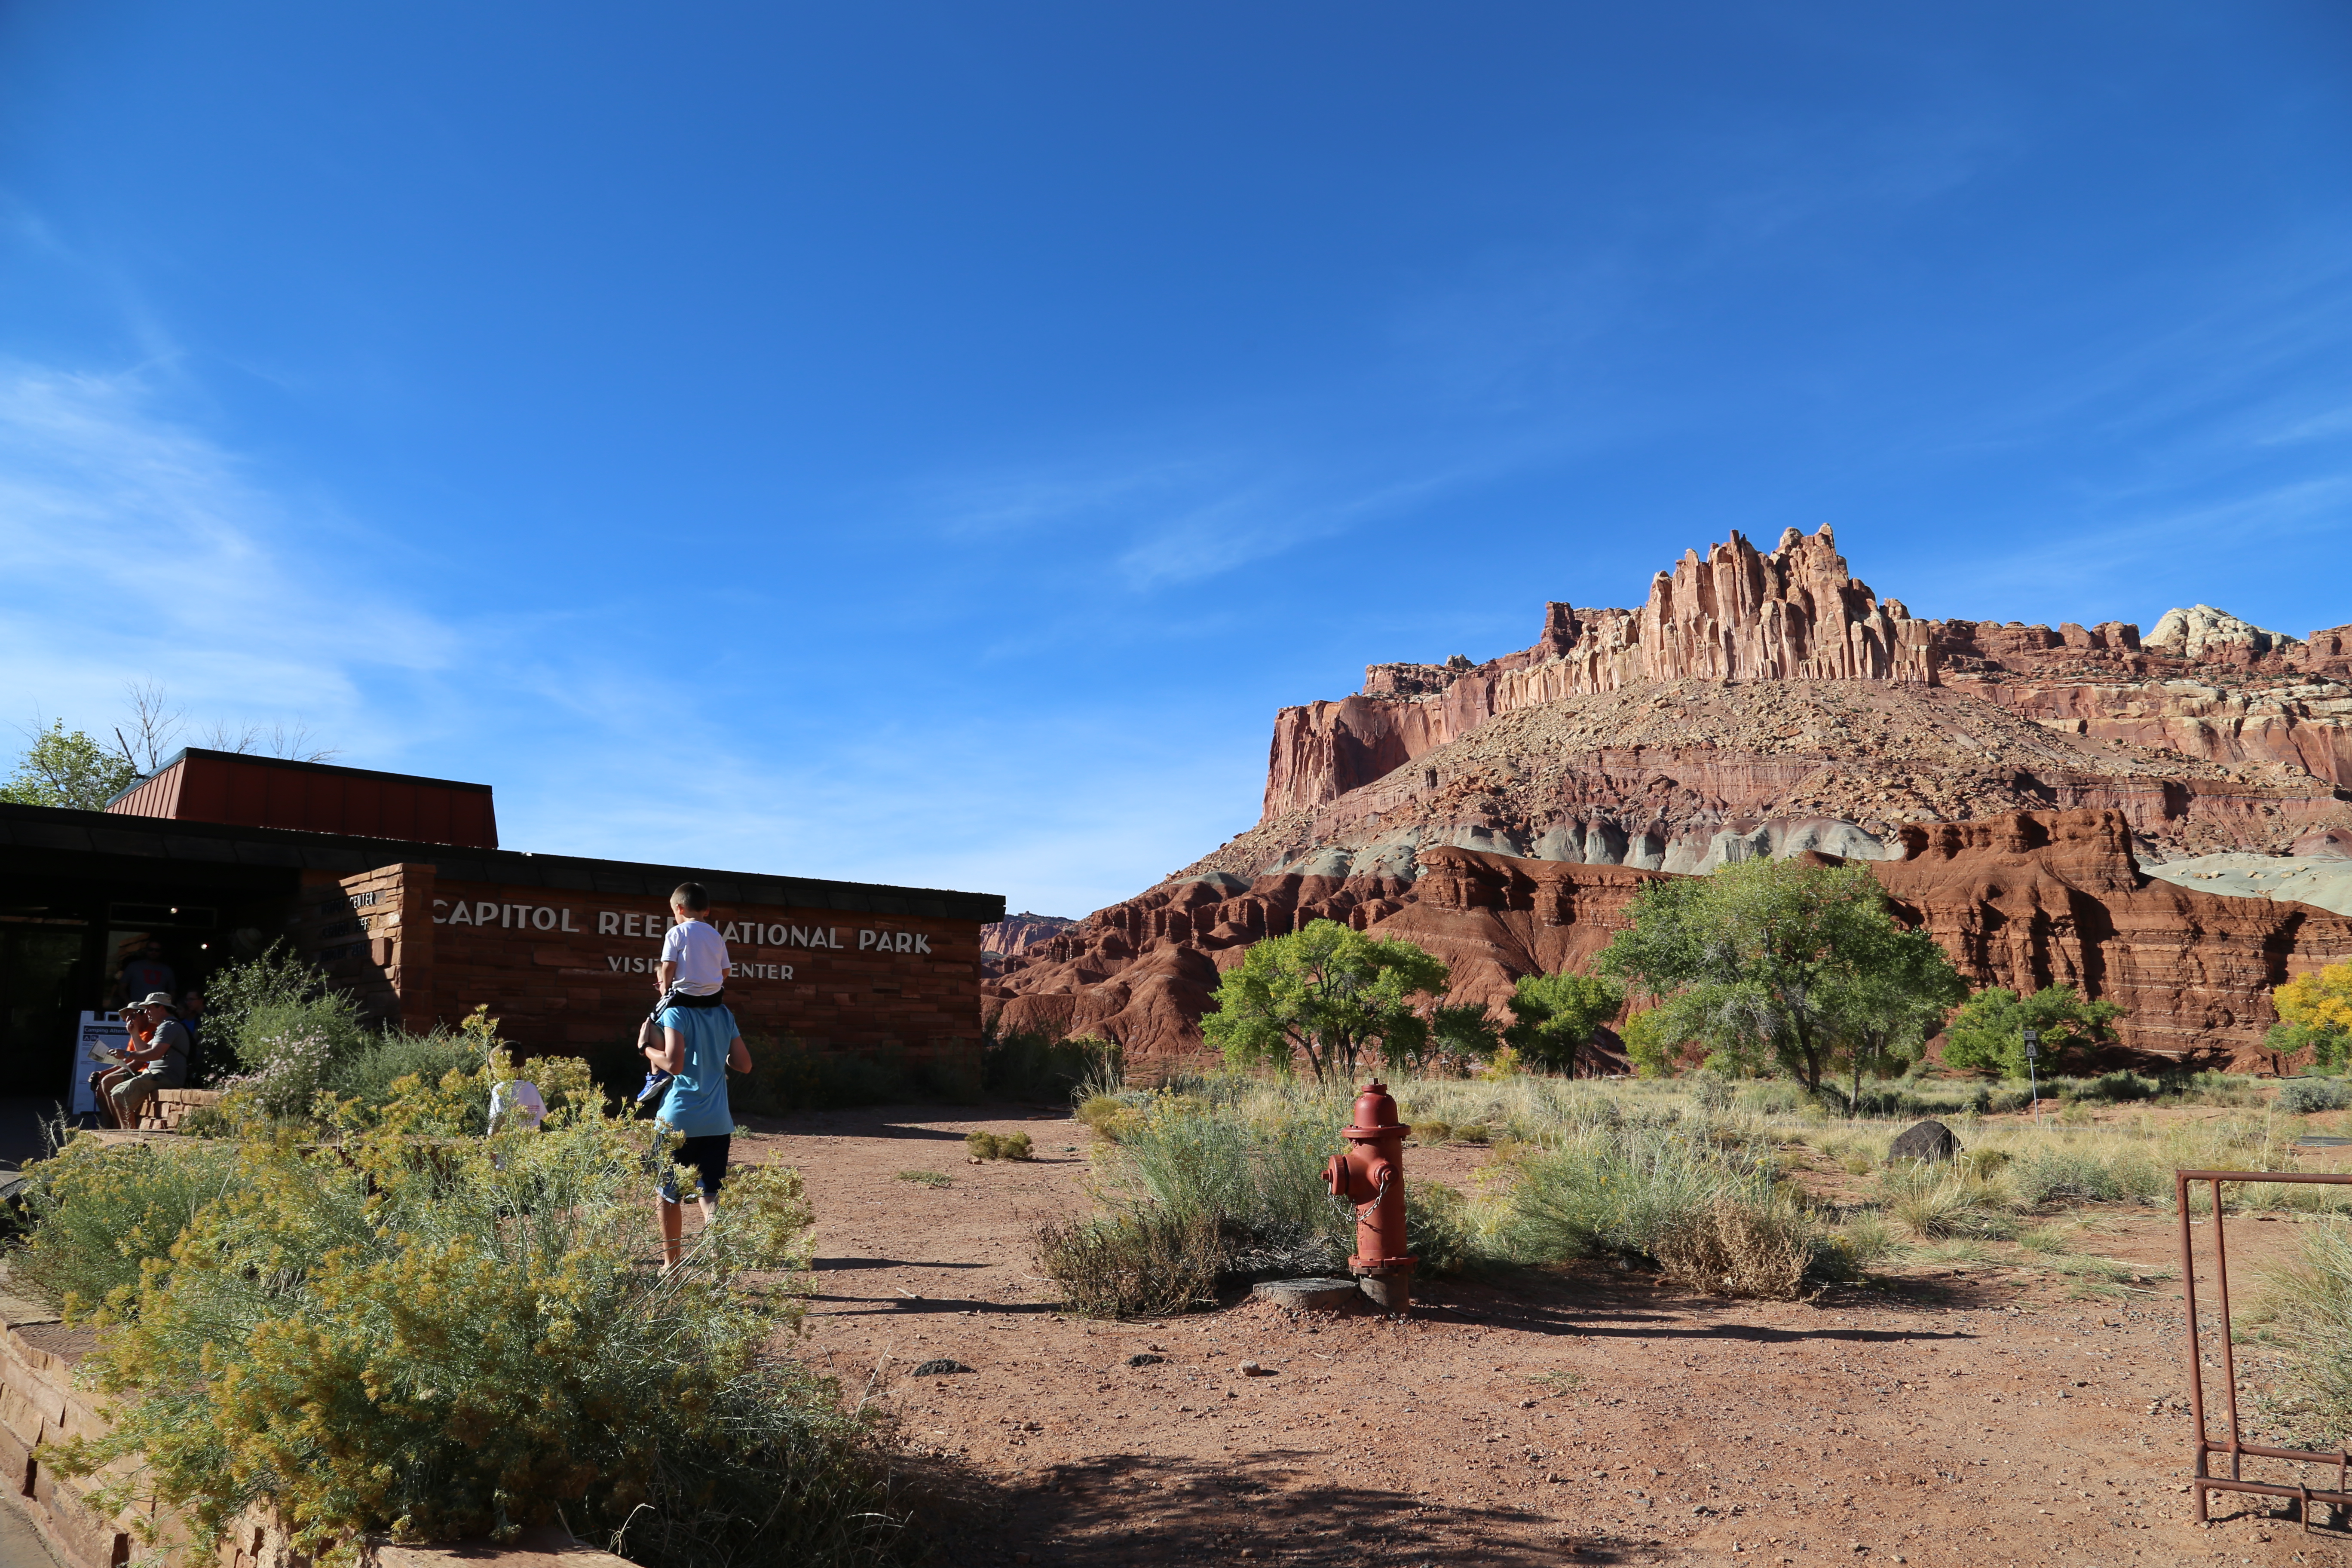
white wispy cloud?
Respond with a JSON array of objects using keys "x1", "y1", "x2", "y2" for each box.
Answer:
[
  {"x1": 0, "y1": 363, "x2": 453, "y2": 738},
  {"x1": 0, "y1": 358, "x2": 1245, "y2": 914}
]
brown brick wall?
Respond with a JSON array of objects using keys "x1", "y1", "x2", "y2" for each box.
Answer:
[
  {"x1": 418, "y1": 876, "x2": 983, "y2": 1062},
  {"x1": 295, "y1": 863, "x2": 439, "y2": 1035}
]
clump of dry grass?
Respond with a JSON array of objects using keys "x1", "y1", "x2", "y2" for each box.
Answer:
[
  {"x1": 1032, "y1": 1207, "x2": 1221, "y2": 1317},
  {"x1": 1877, "y1": 1164, "x2": 2019, "y2": 1240},
  {"x1": 1653, "y1": 1195, "x2": 1817, "y2": 1299}
]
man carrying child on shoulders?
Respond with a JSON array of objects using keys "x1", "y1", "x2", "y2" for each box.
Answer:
[{"x1": 644, "y1": 882, "x2": 751, "y2": 1270}]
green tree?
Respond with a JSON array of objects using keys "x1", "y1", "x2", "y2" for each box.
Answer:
[
  {"x1": 1941, "y1": 984, "x2": 2122, "y2": 1077},
  {"x1": 1200, "y1": 920, "x2": 1450, "y2": 1083},
  {"x1": 1821, "y1": 923, "x2": 1969, "y2": 1109},
  {"x1": 1502, "y1": 970, "x2": 1627, "y2": 1074},
  {"x1": 1599, "y1": 855, "x2": 1959, "y2": 1092},
  {"x1": 1423, "y1": 1001, "x2": 1502, "y2": 1073},
  {"x1": 0, "y1": 720, "x2": 139, "y2": 809},
  {"x1": 1620, "y1": 1008, "x2": 1683, "y2": 1078}
]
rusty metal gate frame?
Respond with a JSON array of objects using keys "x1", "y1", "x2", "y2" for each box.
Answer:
[{"x1": 2177, "y1": 1168, "x2": 2352, "y2": 1535}]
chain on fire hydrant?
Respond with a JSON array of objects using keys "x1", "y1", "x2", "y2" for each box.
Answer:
[{"x1": 1324, "y1": 1079, "x2": 1415, "y2": 1314}]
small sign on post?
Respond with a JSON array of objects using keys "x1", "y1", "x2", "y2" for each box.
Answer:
[{"x1": 2023, "y1": 1027, "x2": 2043, "y2": 1123}]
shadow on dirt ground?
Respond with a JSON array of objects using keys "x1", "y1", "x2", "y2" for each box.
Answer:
[{"x1": 908, "y1": 1450, "x2": 1652, "y2": 1566}]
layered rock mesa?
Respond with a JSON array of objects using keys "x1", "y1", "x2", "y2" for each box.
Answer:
[
  {"x1": 990, "y1": 525, "x2": 2351, "y2": 1069},
  {"x1": 1263, "y1": 525, "x2": 2352, "y2": 828},
  {"x1": 986, "y1": 809, "x2": 2352, "y2": 1069}
]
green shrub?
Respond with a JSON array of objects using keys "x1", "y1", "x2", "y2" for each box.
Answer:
[
  {"x1": 2009, "y1": 1142, "x2": 2166, "y2": 1206},
  {"x1": 731, "y1": 1040, "x2": 909, "y2": 1115},
  {"x1": 199, "y1": 945, "x2": 338, "y2": 1072},
  {"x1": 1115, "y1": 1102, "x2": 1347, "y2": 1274},
  {"x1": 1405, "y1": 1181, "x2": 1480, "y2": 1275},
  {"x1": 1455, "y1": 1123, "x2": 1492, "y2": 1145},
  {"x1": 2262, "y1": 1221, "x2": 2352, "y2": 1447},
  {"x1": 1075, "y1": 1092, "x2": 1149, "y2": 1142},
  {"x1": 28, "y1": 1051, "x2": 898, "y2": 1568},
  {"x1": 1689, "y1": 1072, "x2": 1736, "y2": 1113},
  {"x1": 2082, "y1": 1070, "x2": 2160, "y2": 1103},
  {"x1": 983, "y1": 1029, "x2": 1119, "y2": 1100},
  {"x1": 2280, "y1": 1077, "x2": 2352, "y2": 1115},
  {"x1": 1875, "y1": 1164, "x2": 2017, "y2": 1240},
  {"x1": 895, "y1": 1170, "x2": 951, "y2": 1189},
  {"x1": 1735, "y1": 1081, "x2": 1804, "y2": 1117},
  {"x1": 14, "y1": 1136, "x2": 239, "y2": 1313},
  {"x1": 1032, "y1": 1207, "x2": 1221, "y2": 1318},
  {"x1": 1833, "y1": 1212, "x2": 1902, "y2": 1270},
  {"x1": 1414, "y1": 1119, "x2": 1455, "y2": 1146},
  {"x1": 964, "y1": 1130, "x2": 1033, "y2": 1161},
  {"x1": 1500, "y1": 1123, "x2": 1779, "y2": 1267},
  {"x1": 325, "y1": 1029, "x2": 485, "y2": 1117}
]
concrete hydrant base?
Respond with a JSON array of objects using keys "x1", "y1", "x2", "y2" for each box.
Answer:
[{"x1": 1251, "y1": 1277, "x2": 1367, "y2": 1312}]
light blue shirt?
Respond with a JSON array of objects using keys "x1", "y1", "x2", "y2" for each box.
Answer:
[{"x1": 654, "y1": 1003, "x2": 738, "y2": 1137}]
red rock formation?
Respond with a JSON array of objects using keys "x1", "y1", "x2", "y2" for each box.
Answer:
[
  {"x1": 1872, "y1": 810, "x2": 2352, "y2": 1063},
  {"x1": 980, "y1": 912, "x2": 1078, "y2": 962},
  {"x1": 1263, "y1": 525, "x2": 1932, "y2": 816},
  {"x1": 989, "y1": 809, "x2": 2352, "y2": 1072},
  {"x1": 1262, "y1": 526, "x2": 2352, "y2": 816}
]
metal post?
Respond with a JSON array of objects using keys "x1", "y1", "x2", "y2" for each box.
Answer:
[
  {"x1": 2213, "y1": 1177, "x2": 2243, "y2": 1481},
  {"x1": 2171, "y1": 1169, "x2": 2352, "y2": 1532},
  {"x1": 2024, "y1": 1027, "x2": 2041, "y2": 1124},
  {"x1": 2177, "y1": 1172, "x2": 2209, "y2": 1521}
]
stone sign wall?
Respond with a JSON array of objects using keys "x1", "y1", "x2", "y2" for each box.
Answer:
[{"x1": 297, "y1": 861, "x2": 983, "y2": 1065}]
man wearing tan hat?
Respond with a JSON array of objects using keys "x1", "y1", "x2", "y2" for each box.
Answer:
[{"x1": 109, "y1": 992, "x2": 193, "y2": 1126}]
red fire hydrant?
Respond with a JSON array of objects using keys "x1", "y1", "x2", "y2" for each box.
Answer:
[{"x1": 1324, "y1": 1079, "x2": 1415, "y2": 1314}]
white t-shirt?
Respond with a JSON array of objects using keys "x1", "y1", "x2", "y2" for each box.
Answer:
[{"x1": 660, "y1": 918, "x2": 729, "y2": 994}]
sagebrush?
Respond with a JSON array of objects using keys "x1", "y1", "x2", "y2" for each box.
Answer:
[{"x1": 23, "y1": 1049, "x2": 902, "y2": 1568}]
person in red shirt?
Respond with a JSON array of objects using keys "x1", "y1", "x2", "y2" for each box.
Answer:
[{"x1": 89, "y1": 1007, "x2": 156, "y2": 1128}]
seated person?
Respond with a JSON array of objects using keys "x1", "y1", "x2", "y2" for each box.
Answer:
[
  {"x1": 88, "y1": 1011, "x2": 155, "y2": 1128},
  {"x1": 109, "y1": 993, "x2": 193, "y2": 1127}
]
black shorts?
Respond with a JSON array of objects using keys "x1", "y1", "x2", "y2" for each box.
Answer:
[{"x1": 659, "y1": 1133, "x2": 731, "y2": 1202}]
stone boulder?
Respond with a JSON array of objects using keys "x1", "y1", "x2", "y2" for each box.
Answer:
[
  {"x1": 1887, "y1": 1120, "x2": 1963, "y2": 1164},
  {"x1": 2146, "y1": 604, "x2": 2302, "y2": 661}
]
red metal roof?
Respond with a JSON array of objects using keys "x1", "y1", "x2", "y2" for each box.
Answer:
[{"x1": 104, "y1": 749, "x2": 498, "y2": 848}]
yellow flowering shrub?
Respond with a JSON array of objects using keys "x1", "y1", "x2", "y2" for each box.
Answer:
[
  {"x1": 24, "y1": 1048, "x2": 896, "y2": 1568},
  {"x1": 2275, "y1": 960, "x2": 2352, "y2": 1068}
]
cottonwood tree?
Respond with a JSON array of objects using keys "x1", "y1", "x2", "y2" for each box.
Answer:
[
  {"x1": 1821, "y1": 921, "x2": 1969, "y2": 1109},
  {"x1": 1942, "y1": 983, "x2": 2122, "y2": 1077},
  {"x1": 0, "y1": 720, "x2": 140, "y2": 809},
  {"x1": 1599, "y1": 855, "x2": 1965, "y2": 1093},
  {"x1": 1422, "y1": 1001, "x2": 1502, "y2": 1073},
  {"x1": 1501, "y1": 970, "x2": 1626, "y2": 1074},
  {"x1": 1200, "y1": 920, "x2": 1450, "y2": 1083},
  {"x1": 3, "y1": 682, "x2": 338, "y2": 812}
]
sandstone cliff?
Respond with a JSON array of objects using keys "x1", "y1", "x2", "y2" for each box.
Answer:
[
  {"x1": 988, "y1": 809, "x2": 2352, "y2": 1071},
  {"x1": 1263, "y1": 527, "x2": 2352, "y2": 830},
  {"x1": 980, "y1": 912, "x2": 1078, "y2": 969}
]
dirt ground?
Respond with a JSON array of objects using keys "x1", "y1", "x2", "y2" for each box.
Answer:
[{"x1": 732, "y1": 1101, "x2": 2352, "y2": 1568}]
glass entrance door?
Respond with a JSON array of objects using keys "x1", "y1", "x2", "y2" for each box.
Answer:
[{"x1": 1, "y1": 927, "x2": 91, "y2": 1096}]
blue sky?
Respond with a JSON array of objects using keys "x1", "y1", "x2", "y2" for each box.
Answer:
[{"x1": 2, "y1": 3, "x2": 2348, "y2": 917}]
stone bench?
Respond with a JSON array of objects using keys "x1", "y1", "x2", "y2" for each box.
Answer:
[{"x1": 135, "y1": 1089, "x2": 220, "y2": 1133}]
